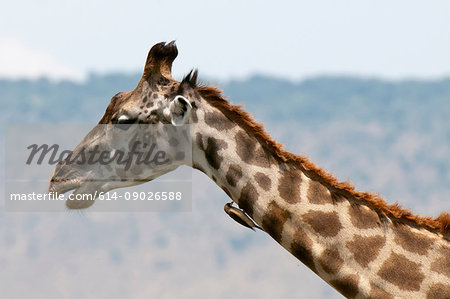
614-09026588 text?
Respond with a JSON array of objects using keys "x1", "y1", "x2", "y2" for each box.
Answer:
[{"x1": 98, "y1": 191, "x2": 183, "y2": 201}]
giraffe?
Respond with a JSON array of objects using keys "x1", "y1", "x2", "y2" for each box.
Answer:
[{"x1": 49, "y1": 42, "x2": 450, "y2": 298}]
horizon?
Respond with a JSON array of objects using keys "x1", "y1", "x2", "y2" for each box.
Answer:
[{"x1": 2, "y1": 71, "x2": 450, "y2": 85}]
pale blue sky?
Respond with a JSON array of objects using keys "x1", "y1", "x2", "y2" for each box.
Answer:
[{"x1": 1, "y1": 0, "x2": 450, "y2": 81}]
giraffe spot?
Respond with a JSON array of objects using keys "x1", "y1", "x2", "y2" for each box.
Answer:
[
  {"x1": 204, "y1": 111, "x2": 236, "y2": 130},
  {"x1": 226, "y1": 164, "x2": 243, "y2": 187},
  {"x1": 204, "y1": 137, "x2": 227, "y2": 170},
  {"x1": 235, "y1": 131, "x2": 272, "y2": 167},
  {"x1": 426, "y1": 283, "x2": 450, "y2": 299},
  {"x1": 393, "y1": 224, "x2": 433, "y2": 255},
  {"x1": 430, "y1": 246, "x2": 450, "y2": 278},
  {"x1": 175, "y1": 152, "x2": 185, "y2": 161},
  {"x1": 195, "y1": 133, "x2": 203, "y2": 149},
  {"x1": 142, "y1": 96, "x2": 148, "y2": 103},
  {"x1": 254, "y1": 172, "x2": 271, "y2": 191},
  {"x1": 153, "y1": 93, "x2": 159, "y2": 99},
  {"x1": 168, "y1": 137, "x2": 179, "y2": 147},
  {"x1": 148, "y1": 110, "x2": 158, "y2": 121},
  {"x1": 196, "y1": 134, "x2": 228, "y2": 170},
  {"x1": 253, "y1": 146, "x2": 273, "y2": 168},
  {"x1": 369, "y1": 283, "x2": 394, "y2": 299},
  {"x1": 347, "y1": 204, "x2": 380, "y2": 229},
  {"x1": 238, "y1": 182, "x2": 259, "y2": 218},
  {"x1": 290, "y1": 229, "x2": 316, "y2": 273},
  {"x1": 307, "y1": 180, "x2": 332, "y2": 204},
  {"x1": 235, "y1": 131, "x2": 256, "y2": 162},
  {"x1": 278, "y1": 169, "x2": 302, "y2": 204},
  {"x1": 346, "y1": 235, "x2": 386, "y2": 267},
  {"x1": 329, "y1": 274, "x2": 360, "y2": 298},
  {"x1": 302, "y1": 210, "x2": 342, "y2": 237},
  {"x1": 191, "y1": 107, "x2": 198, "y2": 123},
  {"x1": 261, "y1": 201, "x2": 290, "y2": 243},
  {"x1": 377, "y1": 252, "x2": 425, "y2": 291},
  {"x1": 318, "y1": 249, "x2": 343, "y2": 274},
  {"x1": 146, "y1": 102, "x2": 152, "y2": 108}
]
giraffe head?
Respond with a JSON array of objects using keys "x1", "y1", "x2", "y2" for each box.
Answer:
[{"x1": 49, "y1": 42, "x2": 196, "y2": 209}]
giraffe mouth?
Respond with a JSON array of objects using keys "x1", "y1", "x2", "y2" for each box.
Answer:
[{"x1": 48, "y1": 178, "x2": 82, "y2": 195}]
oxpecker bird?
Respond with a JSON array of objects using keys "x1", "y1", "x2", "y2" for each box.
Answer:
[{"x1": 224, "y1": 202, "x2": 262, "y2": 231}]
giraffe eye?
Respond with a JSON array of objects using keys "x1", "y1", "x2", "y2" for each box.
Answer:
[{"x1": 112, "y1": 114, "x2": 136, "y2": 129}]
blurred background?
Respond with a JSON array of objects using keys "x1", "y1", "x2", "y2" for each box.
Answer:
[{"x1": 1, "y1": 1, "x2": 449, "y2": 298}]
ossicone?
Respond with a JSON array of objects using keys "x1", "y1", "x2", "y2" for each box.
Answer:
[{"x1": 141, "y1": 41, "x2": 178, "y2": 85}]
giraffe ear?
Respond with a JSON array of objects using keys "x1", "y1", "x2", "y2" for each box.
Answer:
[
  {"x1": 163, "y1": 95, "x2": 192, "y2": 126},
  {"x1": 141, "y1": 41, "x2": 178, "y2": 85}
]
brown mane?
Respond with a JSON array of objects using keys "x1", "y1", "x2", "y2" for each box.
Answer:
[{"x1": 196, "y1": 84, "x2": 450, "y2": 236}]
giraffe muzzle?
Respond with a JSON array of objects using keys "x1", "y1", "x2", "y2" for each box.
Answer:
[
  {"x1": 48, "y1": 159, "x2": 83, "y2": 195},
  {"x1": 48, "y1": 177, "x2": 81, "y2": 194}
]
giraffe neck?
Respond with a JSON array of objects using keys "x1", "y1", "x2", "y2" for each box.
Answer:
[{"x1": 190, "y1": 104, "x2": 450, "y2": 298}]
